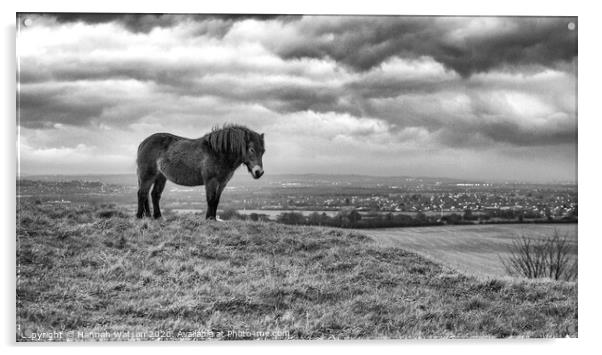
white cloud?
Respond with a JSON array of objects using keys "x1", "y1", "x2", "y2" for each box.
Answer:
[{"x1": 368, "y1": 56, "x2": 458, "y2": 82}]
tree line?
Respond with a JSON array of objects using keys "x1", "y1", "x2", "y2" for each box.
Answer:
[
  {"x1": 220, "y1": 207, "x2": 577, "y2": 229},
  {"x1": 221, "y1": 207, "x2": 446, "y2": 228}
]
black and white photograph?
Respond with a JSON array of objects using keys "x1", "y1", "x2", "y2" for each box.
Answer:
[{"x1": 15, "y1": 11, "x2": 578, "y2": 341}]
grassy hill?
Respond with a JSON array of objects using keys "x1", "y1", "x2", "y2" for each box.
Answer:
[{"x1": 16, "y1": 202, "x2": 577, "y2": 341}]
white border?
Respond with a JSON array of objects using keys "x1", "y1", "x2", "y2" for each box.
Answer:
[{"x1": 3, "y1": 1, "x2": 599, "y2": 354}]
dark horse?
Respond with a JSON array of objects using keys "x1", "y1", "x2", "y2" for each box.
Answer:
[{"x1": 136, "y1": 125, "x2": 265, "y2": 220}]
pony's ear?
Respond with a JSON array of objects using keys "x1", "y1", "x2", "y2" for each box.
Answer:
[{"x1": 260, "y1": 133, "x2": 264, "y2": 140}]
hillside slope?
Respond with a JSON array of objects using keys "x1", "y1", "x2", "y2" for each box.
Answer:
[{"x1": 16, "y1": 203, "x2": 577, "y2": 340}]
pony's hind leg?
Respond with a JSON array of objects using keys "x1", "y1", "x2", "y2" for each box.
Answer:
[
  {"x1": 151, "y1": 174, "x2": 167, "y2": 219},
  {"x1": 136, "y1": 177, "x2": 154, "y2": 218}
]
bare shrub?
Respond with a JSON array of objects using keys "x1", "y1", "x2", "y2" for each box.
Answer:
[
  {"x1": 219, "y1": 208, "x2": 243, "y2": 220},
  {"x1": 501, "y1": 230, "x2": 577, "y2": 281}
]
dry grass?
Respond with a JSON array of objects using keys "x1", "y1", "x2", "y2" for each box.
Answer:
[{"x1": 16, "y1": 203, "x2": 577, "y2": 341}]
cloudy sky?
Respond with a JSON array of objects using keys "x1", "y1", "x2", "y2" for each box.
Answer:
[{"x1": 16, "y1": 14, "x2": 577, "y2": 182}]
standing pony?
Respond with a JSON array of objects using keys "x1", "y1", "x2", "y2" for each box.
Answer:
[{"x1": 136, "y1": 125, "x2": 265, "y2": 220}]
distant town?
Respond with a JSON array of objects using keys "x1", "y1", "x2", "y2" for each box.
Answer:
[{"x1": 17, "y1": 174, "x2": 577, "y2": 228}]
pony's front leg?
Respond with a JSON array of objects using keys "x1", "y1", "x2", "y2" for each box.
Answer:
[{"x1": 204, "y1": 179, "x2": 221, "y2": 220}]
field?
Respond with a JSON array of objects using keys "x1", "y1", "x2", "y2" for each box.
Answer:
[
  {"x1": 16, "y1": 202, "x2": 577, "y2": 340},
  {"x1": 361, "y1": 224, "x2": 578, "y2": 278}
]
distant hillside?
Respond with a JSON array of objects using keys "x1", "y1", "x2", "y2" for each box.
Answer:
[
  {"x1": 18, "y1": 173, "x2": 484, "y2": 188},
  {"x1": 16, "y1": 203, "x2": 577, "y2": 341},
  {"x1": 18, "y1": 173, "x2": 577, "y2": 188}
]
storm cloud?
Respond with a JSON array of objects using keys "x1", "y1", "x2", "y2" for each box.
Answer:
[
  {"x1": 16, "y1": 14, "x2": 577, "y2": 181},
  {"x1": 230, "y1": 16, "x2": 577, "y2": 76}
]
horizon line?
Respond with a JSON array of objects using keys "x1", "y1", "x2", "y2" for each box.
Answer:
[{"x1": 17, "y1": 172, "x2": 578, "y2": 185}]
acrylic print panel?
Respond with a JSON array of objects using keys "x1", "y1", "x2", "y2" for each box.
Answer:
[{"x1": 16, "y1": 13, "x2": 577, "y2": 341}]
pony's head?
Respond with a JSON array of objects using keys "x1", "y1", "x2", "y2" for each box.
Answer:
[
  {"x1": 207, "y1": 125, "x2": 265, "y2": 179},
  {"x1": 244, "y1": 131, "x2": 265, "y2": 179}
]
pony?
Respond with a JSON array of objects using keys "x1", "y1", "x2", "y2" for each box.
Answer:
[{"x1": 135, "y1": 124, "x2": 265, "y2": 220}]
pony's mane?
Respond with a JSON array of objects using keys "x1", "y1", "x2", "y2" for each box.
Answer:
[{"x1": 205, "y1": 124, "x2": 253, "y2": 156}]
